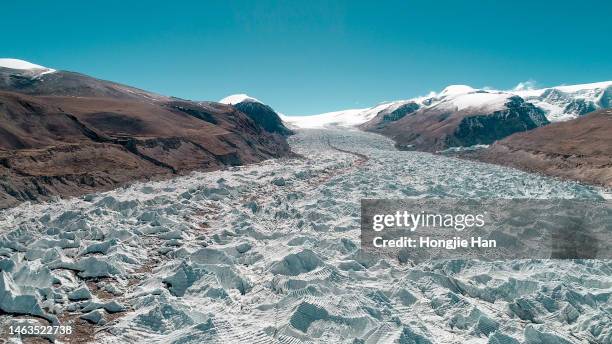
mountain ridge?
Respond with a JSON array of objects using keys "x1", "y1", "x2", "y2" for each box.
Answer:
[
  {"x1": 283, "y1": 81, "x2": 612, "y2": 128},
  {"x1": 0, "y1": 61, "x2": 292, "y2": 208}
]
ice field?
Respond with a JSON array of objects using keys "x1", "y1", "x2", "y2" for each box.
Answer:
[{"x1": 0, "y1": 129, "x2": 610, "y2": 343}]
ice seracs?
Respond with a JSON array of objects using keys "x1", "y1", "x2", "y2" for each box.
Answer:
[{"x1": 219, "y1": 93, "x2": 262, "y2": 105}]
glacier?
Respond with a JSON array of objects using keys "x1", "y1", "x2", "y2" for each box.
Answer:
[{"x1": 0, "y1": 129, "x2": 610, "y2": 343}]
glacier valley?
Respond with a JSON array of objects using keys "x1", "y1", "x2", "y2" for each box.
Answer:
[{"x1": 0, "y1": 129, "x2": 610, "y2": 343}]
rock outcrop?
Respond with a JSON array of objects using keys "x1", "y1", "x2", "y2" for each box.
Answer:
[{"x1": 363, "y1": 95, "x2": 549, "y2": 152}]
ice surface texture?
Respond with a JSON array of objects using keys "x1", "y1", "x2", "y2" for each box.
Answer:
[{"x1": 0, "y1": 129, "x2": 609, "y2": 343}]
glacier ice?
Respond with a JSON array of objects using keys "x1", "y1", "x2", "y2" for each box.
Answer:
[{"x1": 0, "y1": 129, "x2": 609, "y2": 343}]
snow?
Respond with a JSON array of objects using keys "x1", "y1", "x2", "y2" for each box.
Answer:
[
  {"x1": 282, "y1": 100, "x2": 417, "y2": 129},
  {"x1": 0, "y1": 58, "x2": 56, "y2": 75},
  {"x1": 552, "y1": 80, "x2": 612, "y2": 93},
  {"x1": 0, "y1": 58, "x2": 48, "y2": 70},
  {"x1": 283, "y1": 87, "x2": 512, "y2": 129},
  {"x1": 438, "y1": 84, "x2": 476, "y2": 97},
  {"x1": 284, "y1": 80, "x2": 611, "y2": 129},
  {"x1": 219, "y1": 93, "x2": 262, "y2": 105},
  {"x1": 512, "y1": 81, "x2": 612, "y2": 98},
  {"x1": 441, "y1": 92, "x2": 512, "y2": 111},
  {"x1": 510, "y1": 80, "x2": 612, "y2": 121},
  {"x1": 282, "y1": 108, "x2": 369, "y2": 129}
]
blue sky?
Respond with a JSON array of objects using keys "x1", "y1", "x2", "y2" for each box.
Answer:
[{"x1": 2, "y1": 0, "x2": 610, "y2": 114}]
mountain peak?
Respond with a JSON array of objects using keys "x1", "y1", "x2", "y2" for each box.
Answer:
[
  {"x1": 439, "y1": 85, "x2": 476, "y2": 97},
  {"x1": 0, "y1": 58, "x2": 54, "y2": 72},
  {"x1": 219, "y1": 93, "x2": 262, "y2": 105}
]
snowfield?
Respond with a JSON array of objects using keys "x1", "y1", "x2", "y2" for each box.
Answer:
[
  {"x1": 0, "y1": 129, "x2": 610, "y2": 343},
  {"x1": 0, "y1": 58, "x2": 56, "y2": 76}
]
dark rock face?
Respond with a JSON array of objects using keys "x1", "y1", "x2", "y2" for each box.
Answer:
[
  {"x1": 381, "y1": 102, "x2": 420, "y2": 123},
  {"x1": 564, "y1": 98, "x2": 597, "y2": 116},
  {"x1": 233, "y1": 101, "x2": 293, "y2": 136},
  {"x1": 363, "y1": 96, "x2": 549, "y2": 152},
  {"x1": 0, "y1": 68, "x2": 292, "y2": 208},
  {"x1": 469, "y1": 110, "x2": 612, "y2": 187},
  {"x1": 528, "y1": 85, "x2": 611, "y2": 117},
  {"x1": 449, "y1": 96, "x2": 549, "y2": 147},
  {"x1": 366, "y1": 102, "x2": 421, "y2": 131},
  {"x1": 539, "y1": 88, "x2": 570, "y2": 104}
]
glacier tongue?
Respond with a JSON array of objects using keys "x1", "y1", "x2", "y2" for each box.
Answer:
[{"x1": 0, "y1": 129, "x2": 609, "y2": 343}]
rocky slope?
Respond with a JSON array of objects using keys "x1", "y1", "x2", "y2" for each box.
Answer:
[
  {"x1": 0, "y1": 61, "x2": 292, "y2": 208},
  {"x1": 513, "y1": 81, "x2": 612, "y2": 121},
  {"x1": 361, "y1": 87, "x2": 550, "y2": 152},
  {"x1": 467, "y1": 109, "x2": 612, "y2": 187},
  {"x1": 220, "y1": 94, "x2": 293, "y2": 135},
  {"x1": 284, "y1": 82, "x2": 611, "y2": 154}
]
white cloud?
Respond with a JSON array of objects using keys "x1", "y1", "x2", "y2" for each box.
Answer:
[{"x1": 513, "y1": 79, "x2": 537, "y2": 91}]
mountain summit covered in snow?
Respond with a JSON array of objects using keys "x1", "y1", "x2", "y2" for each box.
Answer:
[
  {"x1": 0, "y1": 58, "x2": 54, "y2": 71},
  {"x1": 281, "y1": 81, "x2": 611, "y2": 152},
  {"x1": 220, "y1": 94, "x2": 292, "y2": 135},
  {"x1": 219, "y1": 93, "x2": 262, "y2": 105},
  {"x1": 0, "y1": 58, "x2": 56, "y2": 77},
  {"x1": 284, "y1": 81, "x2": 612, "y2": 130}
]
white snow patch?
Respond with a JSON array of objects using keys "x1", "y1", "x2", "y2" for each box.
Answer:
[
  {"x1": 282, "y1": 100, "x2": 419, "y2": 129},
  {"x1": 219, "y1": 94, "x2": 262, "y2": 105},
  {"x1": 0, "y1": 58, "x2": 56, "y2": 75},
  {"x1": 448, "y1": 92, "x2": 512, "y2": 111},
  {"x1": 512, "y1": 81, "x2": 612, "y2": 98},
  {"x1": 439, "y1": 84, "x2": 476, "y2": 97},
  {"x1": 553, "y1": 81, "x2": 612, "y2": 93},
  {"x1": 282, "y1": 108, "x2": 370, "y2": 129}
]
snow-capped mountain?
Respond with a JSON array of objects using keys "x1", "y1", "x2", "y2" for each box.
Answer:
[
  {"x1": 0, "y1": 58, "x2": 166, "y2": 101},
  {"x1": 219, "y1": 93, "x2": 262, "y2": 105},
  {"x1": 513, "y1": 81, "x2": 612, "y2": 121},
  {"x1": 284, "y1": 81, "x2": 612, "y2": 129},
  {"x1": 220, "y1": 94, "x2": 292, "y2": 135},
  {"x1": 282, "y1": 108, "x2": 374, "y2": 129},
  {"x1": 0, "y1": 58, "x2": 56, "y2": 77}
]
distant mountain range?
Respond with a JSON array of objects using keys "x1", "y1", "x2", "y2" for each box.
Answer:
[
  {"x1": 284, "y1": 82, "x2": 611, "y2": 128},
  {"x1": 0, "y1": 59, "x2": 292, "y2": 208},
  {"x1": 278, "y1": 82, "x2": 611, "y2": 186},
  {"x1": 282, "y1": 82, "x2": 611, "y2": 150},
  {"x1": 1, "y1": 57, "x2": 609, "y2": 201}
]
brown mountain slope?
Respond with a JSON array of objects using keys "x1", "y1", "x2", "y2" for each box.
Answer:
[
  {"x1": 0, "y1": 67, "x2": 168, "y2": 101},
  {"x1": 470, "y1": 110, "x2": 612, "y2": 187},
  {"x1": 0, "y1": 76, "x2": 291, "y2": 208}
]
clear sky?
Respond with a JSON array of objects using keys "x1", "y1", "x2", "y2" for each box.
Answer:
[{"x1": 2, "y1": 0, "x2": 611, "y2": 114}]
